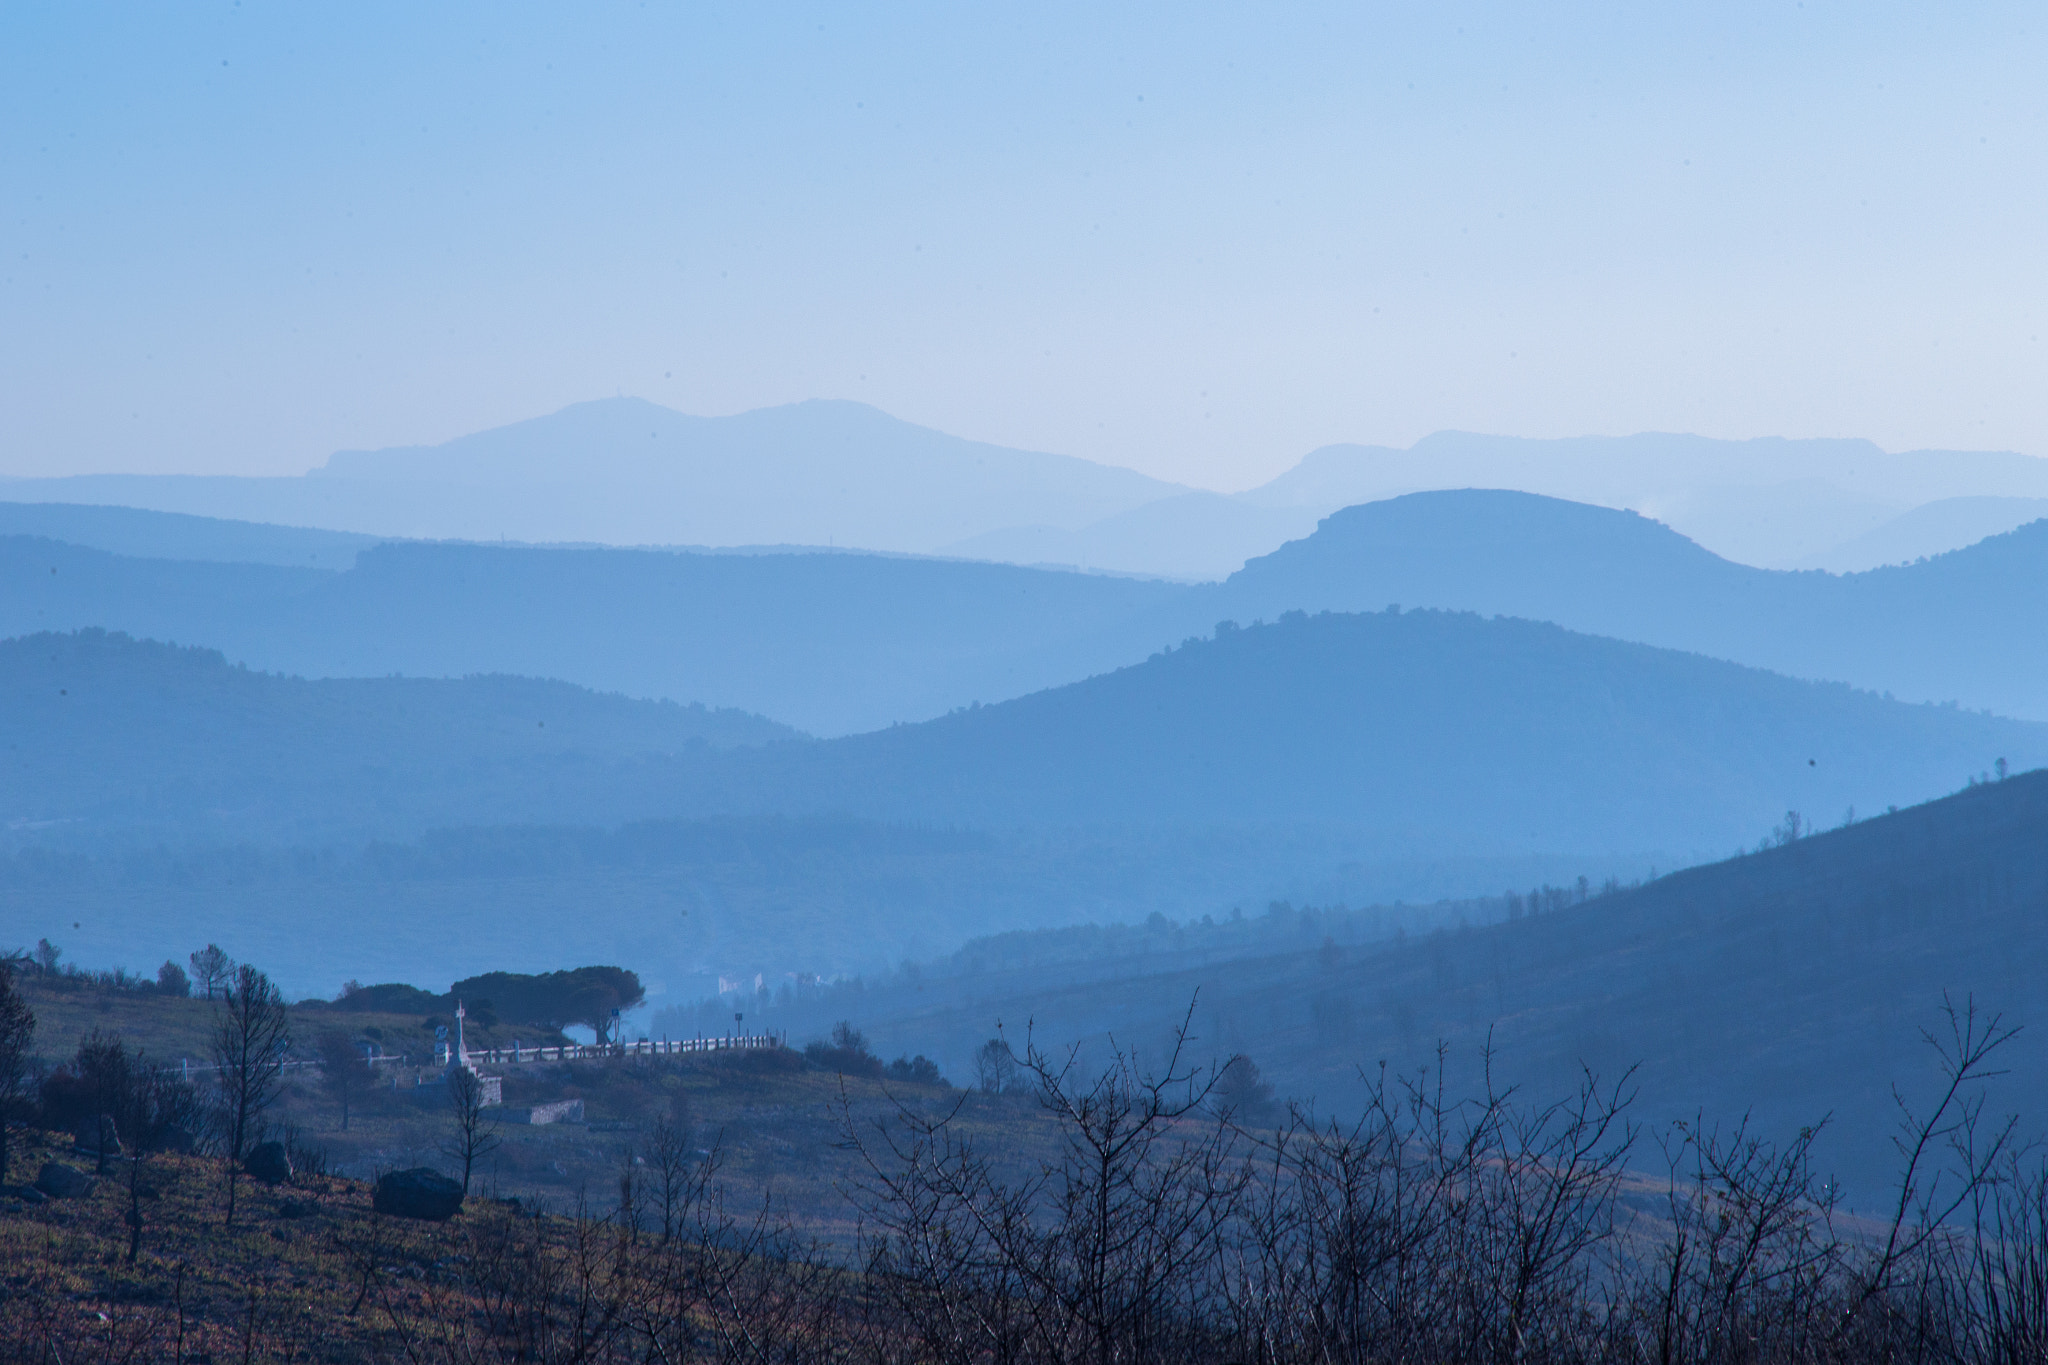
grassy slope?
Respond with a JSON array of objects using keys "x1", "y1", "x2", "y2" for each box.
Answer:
[
  {"x1": 733, "y1": 770, "x2": 2048, "y2": 1206},
  {"x1": 2, "y1": 1144, "x2": 435, "y2": 1363},
  {"x1": 12, "y1": 975, "x2": 1017, "y2": 1228},
  {"x1": 17, "y1": 980, "x2": 531, "y2": 1072}
]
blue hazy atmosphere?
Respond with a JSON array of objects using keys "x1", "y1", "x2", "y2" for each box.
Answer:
[
  {"x1": 6, "y1": 4, "x2": 2046, "y2": 489},
  {"x1": 6, "y1": 3, "x2": 2048, "y2": 1242}
]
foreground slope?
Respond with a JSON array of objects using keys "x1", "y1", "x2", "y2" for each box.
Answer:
[{"x1": 775, "y1": 770, "x2": 2048, "y2": 1202}]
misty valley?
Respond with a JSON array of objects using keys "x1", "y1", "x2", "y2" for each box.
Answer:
[
  {"x1": 5, "y1": 403, "x2": 2048, "y2": 1362},
  {"x1": 17, "y1": 5, "x2": 2048, "y2": 1355}
]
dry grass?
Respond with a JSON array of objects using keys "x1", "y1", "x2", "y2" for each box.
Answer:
[
  {"x1": 16, "y1": 972, "x2": 1047, "y2": 1238},
  {"x1": 0, "y1": 1135, "x2": 484, "y2": 1363}
]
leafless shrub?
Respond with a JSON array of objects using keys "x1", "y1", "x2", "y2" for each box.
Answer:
[{"x1": 366, "y1": 995, "x2": 2040, "y2": 1365}]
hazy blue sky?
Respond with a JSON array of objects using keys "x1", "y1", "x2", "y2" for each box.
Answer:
[{"x1": 4, "y1": 3, "x2": 2044, "y2": 488}]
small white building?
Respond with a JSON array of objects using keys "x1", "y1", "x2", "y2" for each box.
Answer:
[{"x1": 450, "y1": 1001, "x2": 504, "y2": 1106}]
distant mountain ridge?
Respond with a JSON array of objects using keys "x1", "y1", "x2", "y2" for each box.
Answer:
[
  {"x1": 0, "y1": 629, "x2": 797, "y2": 846},
  {"x1": 0, "y1": 531, "x2": 1193, "y2": 734},
  {"x1": 1238, "y1": 430, "x2": 2048, "y2": 568},
  {"x1": 9, "y1": 399, "x2": 2048, "y2": 575},
  {"x1": 10, "y1": 486, "x2": 2048, "y2": 733},
  {"x1": 0, "y1": 502, "x2": 382, "y2": 568},
  {"x1": 1218, "y1": 490, "x2": 2048, "y2": 723},
  {"x1": 1791, "y1": 495, "x2": 2048, "y2": 571},
  {"x1": 0, "y1": 399, "x2": 1190, "y2": 556}
]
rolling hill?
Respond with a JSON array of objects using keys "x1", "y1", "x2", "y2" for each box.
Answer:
[
  {"x1": 0, "y1": 534, "x2": 1192, "y2": 735},
  {"x1": 3, "y1": 610, "x2": 2035, "y2": 999},
  {"x1": 10, "y1": 485, "x2": 2048, "y2": 732},
  {"x1": 1239, "y1": 430, "x2": 2048, "y2": 568},
  {"x1": 1219, "y1": 490, "x2": 2048, "y2": 722},
  {"x1": 643, "y1": 608, "x2": 2043, "y2": 854},
  {"x1": 4, "y1": 604, "x2": 2040, "y2": 857},
  {"x1": 647, "y1": 609, "x2": 2039, "y2": 855},
  {"x1": 762, "y1": 767, "x2": 2048, "y2": 1205},
  {"x1": 0, "y1": 630, "x2": 797, "y2": 846},
  {"x1": 13, "y1": 404, "x2": 2048, "y2": 578},
  {"x1": 0, "y1": 501, "x2": 383, "y2": 567},
  {"x1": 1793, "y1": 494, "x2": 2048, "y2": 572}
]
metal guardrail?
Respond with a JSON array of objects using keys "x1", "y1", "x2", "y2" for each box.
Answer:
[
  {"x1": 167, "y1": 1033, "x2": 786, "y2": 1076},
  {"x1": 459, "y1": 1034, "x2": 785, "y2": 1067}
]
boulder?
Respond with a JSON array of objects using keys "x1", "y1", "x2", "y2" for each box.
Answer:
[
  {"x1": 243, "y1": 1141, "x2": 293, "y2": 1184},
  {"x1": 505, "y1": 1098, "x2": 584, "y2": 1125},
  {"x1": 74, "y1": 1115, "x2": 122, "y2": 1159},
  {"x1": 35, "y1": 1163, "x2": 94, "y2": 1199},
  {"x1": 372, "y1": 1168, "x2": 464, "y2": 1221}
]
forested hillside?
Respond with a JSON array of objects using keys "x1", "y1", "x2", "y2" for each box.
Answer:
[
  {"x1": 1220, "y1": 490, "x2": 2048, "y2": 721},
  {"x1": 652, "y1": 609, "x2": 2043, "y2": 854},
  {"x1": 0, "y1": 630, "x2": 796, "y2": 845},
  {"x1": 0, "y1": 536, "x2": 1190, "y2": 735},
  {"x1": 9, "y1": 613, "x2": 2032, "y2": 859},
  {"x1": 766, "y1": 768, "x2": 2048, "y2": 1202},
  {"x1": 8, "y1": 486, "x2": 2048, "y2": 732}
]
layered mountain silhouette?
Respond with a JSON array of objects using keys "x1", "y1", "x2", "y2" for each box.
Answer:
[
  {"x1": 1792, "y1": 494, "x2": 2048, "y2": 571},
  {"x1": 16, "y1": 611, "x2": 2029, "y2": 859},
  {"x1": 0, "y1": 501, "x2": 381, "y2": 568},
  {"x1": 0, "y1": 535, "x2": 1189, "y2": 735},
  {"x1": 1218, "y1": 490, "x2": 2048, "y2": 723},
  {"x1": 937, "y1": 492, "x2": 1323, "y2": 580},
  {"x1": 8, "y1": 486, "x2": 2048, "y2": 732},
  {"x1": 5, "y1": 615, "x2": 2038, "y2": 1001},
  {"x1": 0, "y1": 815, "x2": 1592, "y2": 1010},
  {"x1": 1238, "y1": 430, "x2": 2048, "y2": 568},
  {"x1": 9, "y1": 400, "x2": 2048, "y2": 575},
  {"x1": 649, "y1": 609, "x2": 2040, "y2": 855}
]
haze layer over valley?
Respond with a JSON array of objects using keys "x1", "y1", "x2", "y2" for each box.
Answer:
[
  {"x1": 16, "y1": 10, "x2": 2048, "y2": 1349},
  {"x1": 8, "y1": 401, "x2": 2048, "y2": 1001},
  {"x1": 3, "y1": 463, "x2": 2044, "y2": 1007},
  {"x1": 11, "y1": 476, "x2": 2048, "y2": 735}
]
